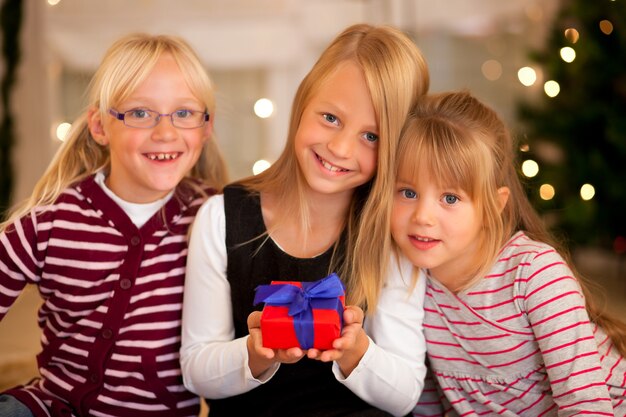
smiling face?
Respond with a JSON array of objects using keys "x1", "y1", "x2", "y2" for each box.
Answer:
[
  {"x1": 294, "y1": 61, "x2": 379, "y2": 201},
  {"x1": 88, "y1": 53, "x2": 211, "y2": 203},
  {"x1": 391, "y1": 165, "x2": 484, "y2": 291}
]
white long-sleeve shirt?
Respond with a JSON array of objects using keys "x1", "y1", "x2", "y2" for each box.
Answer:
[{"x1": 180, "y1": 194, "x2": 427, "y2": 416}]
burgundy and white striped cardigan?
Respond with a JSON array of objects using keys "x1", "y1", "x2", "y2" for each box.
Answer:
[{"x1": 0, "y1": 174, "x2": 214, "y2": 417}]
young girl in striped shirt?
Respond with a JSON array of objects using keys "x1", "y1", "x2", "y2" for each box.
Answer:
[
  {"x1": 391, "y1": 90, "x2": 626, "y2": 416},
  {"x1": 0, "y1": 34, "x2": 226, "y2": 416}
]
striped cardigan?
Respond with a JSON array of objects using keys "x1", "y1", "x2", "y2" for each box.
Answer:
[
  {"x1": 413, "y1": 232, "x2": 625, "y2": 416},
  {"x1": 0, "y1": 175, "x2": 212, "y2": 417}
]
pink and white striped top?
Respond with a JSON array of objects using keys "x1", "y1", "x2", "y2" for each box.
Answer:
[
  {"x1": 413, "y1": 231, "x2": 626, "y2": 416},
  {"x1": 0, "y1": 175, "x2": 212, "y2": 417}
]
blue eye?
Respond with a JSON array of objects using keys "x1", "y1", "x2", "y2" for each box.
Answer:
[
  {"x1": 401, "y1": 189, "x2": 417, "y2": 199},
  {"x1": 128, "y1": 109, "x2": 152, "y2": 119},
  {"x1": 174, "y1": 109, "x2": 193, "y2": 119},
  {"x1": 364, "y1": 132, "x2": 379, "y2": 143},
  {"x1": 323, "y1": 113, "x2": 338, "y2": 124},
  {"x1": 443, "y1": 194, "x2": 459, "y2": 205}
]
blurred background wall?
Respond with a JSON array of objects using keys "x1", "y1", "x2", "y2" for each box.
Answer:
[{"x1": 1, "y1": 0, "x2": 624, "y2": 395}]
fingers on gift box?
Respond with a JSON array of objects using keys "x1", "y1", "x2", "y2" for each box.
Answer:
[{"x1": 253, "y1": 273, "x2": 345, "y2": 350}]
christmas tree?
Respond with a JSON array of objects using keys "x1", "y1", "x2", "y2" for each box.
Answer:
[{"x1": 518, "y1": 0, "x2": 626, "y2": 253}]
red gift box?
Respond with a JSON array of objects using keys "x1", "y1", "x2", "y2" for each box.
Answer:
[{"x1": 253, "y1": 274, "x2": 345, "y2": 350}]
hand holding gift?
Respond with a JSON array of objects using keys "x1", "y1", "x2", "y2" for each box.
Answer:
[{"x1": 253, "y1": 273, "x2": 345, "y2": 351}]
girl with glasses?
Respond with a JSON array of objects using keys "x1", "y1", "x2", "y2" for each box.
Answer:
[
  {"x1": 0, "y1": 33, "x2": 227, "y2": 416},
  {"x1": 181, "y1": 23, "x2": 430, "y2": 417}
]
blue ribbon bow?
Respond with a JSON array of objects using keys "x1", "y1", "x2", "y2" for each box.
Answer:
[{"x1": 253, "y1": 273, "x2": 345, "y2": 349}]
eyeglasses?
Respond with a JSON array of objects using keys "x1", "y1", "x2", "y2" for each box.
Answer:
[{"x1": 109, "y1": 108, "x2": 209, "y2": 129}]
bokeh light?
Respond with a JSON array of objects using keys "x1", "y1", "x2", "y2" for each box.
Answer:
[
  {"x1": 481, "y1": 60, "x2": 502, "y2": 81},
  {"x1": 55, "y1": 122, "x2": 72, "y2": 141},
  {"x1": 564, "y1": 28, "x2": 580, "y2": 43},
  {"x1": 518, "y1": 67, "x2": 537, "y2": 86},
  {"x1": 544, "y1": 80, "x2": 560, "y2": 97},
  {"x1": 539, "y1": 184, "x2": 555, "y2": 200},
  {"x1": 254, "y1": 98, "x2": 274, "y2": 119},
  {"x1": 521, "y1": 159, "x2": 539, "y2": 178},
  {"x1": 580, "y1": 183, "x2": 595, "y2": 201},
  {"x1": 252, "y1": 159, "x2": 271, "y2": 175},
  {"x1": 599, "y1": 20, "x2": 614, "y2": 35},
  {"x1": 560, "y1": 47, "x2": 576, "y2": 63}
]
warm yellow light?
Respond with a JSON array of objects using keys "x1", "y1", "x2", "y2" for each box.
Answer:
[
  {"x1": 252, "y1": 159, "x2": 271, "y2": 175},
  {"x1": 580, "y1": 184, "x2": 595, "y2": 201},
  {"x1": 518, "y1": 67, "x2": 537, "y2": 87},
  {"x1": 55, "y1": 122, "x2": 72, "y2": 141},
  {"x1": 539, "y1": 184, "x2": 555, "y2": 200},
  {"x1": 564, "y1": 28, "x2": 580, "y2": 43},
  {"x1": 560, "y1": 47, "x2": 576, "y2": 63},
  {"x1": 47, "y1": 0, "x2": 61, "y2": 5},
  {"x1": 599, "y1": 20, "x2": 614, "y2": 35},
  {"x1": 544, "y1": 80, "x2": 560, "y2": 98},
  {"x1": 254, "y1": 98, "x2": 274, "y2": 119},
  {"x1": 481, "y1": 60, "x2": 502, "y2": 81},
  {"x1": 521, "y1": 159, "x2": 539, "y2": 178}
]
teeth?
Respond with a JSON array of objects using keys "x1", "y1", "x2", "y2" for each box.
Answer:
[
  {"x1": 415, "y1": 236, "x2": 432, "y2": 242},
  {"x1": 147, "y1": 153, "x2": 179, "y2": 161},
  {"x1": 318, "y1": 155, "x2": 348, "y2": 172}
]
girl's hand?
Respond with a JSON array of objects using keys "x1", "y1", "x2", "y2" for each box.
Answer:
[
  {"x1": 306, "y1": 305, "x2": 369, "y2": 377},
  {"x1": 246, "y1": 311, "x2": 306, "y2": 378}
]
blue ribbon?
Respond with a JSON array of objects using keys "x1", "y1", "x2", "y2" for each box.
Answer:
[{"x1": 253, "y1": 273, "x2": 345, "y2": 349}]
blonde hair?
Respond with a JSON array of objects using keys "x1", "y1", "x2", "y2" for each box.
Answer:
[
  {"x1": 237, "y1": 23, "x2": 429, "y2": 311},
  {"x1": 397, "y1": 90, "x2": 626, "y2": 356},
  {"x1": 1, "y1": 33, "x2": 227, "y2": 230}
]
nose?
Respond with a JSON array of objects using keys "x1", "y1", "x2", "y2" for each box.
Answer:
[
  {"x1": 411, "y1": 199, "x2": 435, "y2": 226},
  {"x1": 151, "y1": 115, "x2": 178, "y2": 141},
  {"x1": 327, "y1": 131, "x2": 355, "y2": 158}
]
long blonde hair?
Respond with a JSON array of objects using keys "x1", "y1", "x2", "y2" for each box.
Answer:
[
  {"x1": 237, "y1": 23, "x2": 429, "y2": 311},
  {"x1": 397, "y1": 90, "x2": 626, "y2": 356},
  {"x1": 1, "y1": 33, "x2": 227, "y2": 231}
]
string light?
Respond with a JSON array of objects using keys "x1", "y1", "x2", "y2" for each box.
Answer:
[
  {"x1": 564, "y1": 28, "x2": 580, "y2": 43},
  {"x1": 481, "y1": 60, "x2": 502, "y2": 81},
  {"x1": 253, "y1": 98, "x2": 274, "y2": 119},
  {"x1": 544, "y1": 80, "x2": 560, "y2": 97},
  {"x1": 252, "y1": 159, "x2": 271, "y2": 175},
  {"x1": 539, "y1": 184, "x2": 555, "y2": 200},
  {"x1": 599, "y1": 20, "x2": 614, "y2": 35},
  {"x1": 580, "y1": 184, "x2": 595, "y2": 200},
  {"x1": 55, "y1": 122, "x2": 71, "y2": 141},
  {"x1": 521, "y1": 160, "x2": 539, "y2": 177},
  {"x1": 518, "y1": 67, "x2": 537, "y2": 86},
  {"x1": 560, "y1": 47, "x2": 576, "y2": 63}
]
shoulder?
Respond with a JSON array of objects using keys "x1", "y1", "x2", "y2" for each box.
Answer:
[
  {"x1": 197, "y1": 193, "x2": 224, "y2": 217},
  {"x1": 383, "y1": 252, "x2": 426, "y2": 303},
  {"x1": 223, "y1": 183, "x2": 256, "y2": 201},
  {"x1": 497, "y1": 232, "x2": 565, "y2": 273},
  {"x1": 188, "y1": 194, "x2": 226, "y2": 252},
  {"x1": 195, "y1": 193, "x2": 225, "y2": 228},
  {"x1": 501, "y1": 232, "x2": 577, "y2": 297},
  {"x1": 35, "y1": 175, "x2": 99, "y2": 220},
  {"x1": 222, "y1": 183, "x2": 260, "y2": 217}
]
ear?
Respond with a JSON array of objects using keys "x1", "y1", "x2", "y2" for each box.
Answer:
[
  {"x1": 496, "y1": 186, "x2": 510, "y2": 213},
  {"x1": 201, "y1": 111, "x2": 214, "y2": 143},
  {"x1": 87, "y1": 107, "x2": 109, "y2": 146}
]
